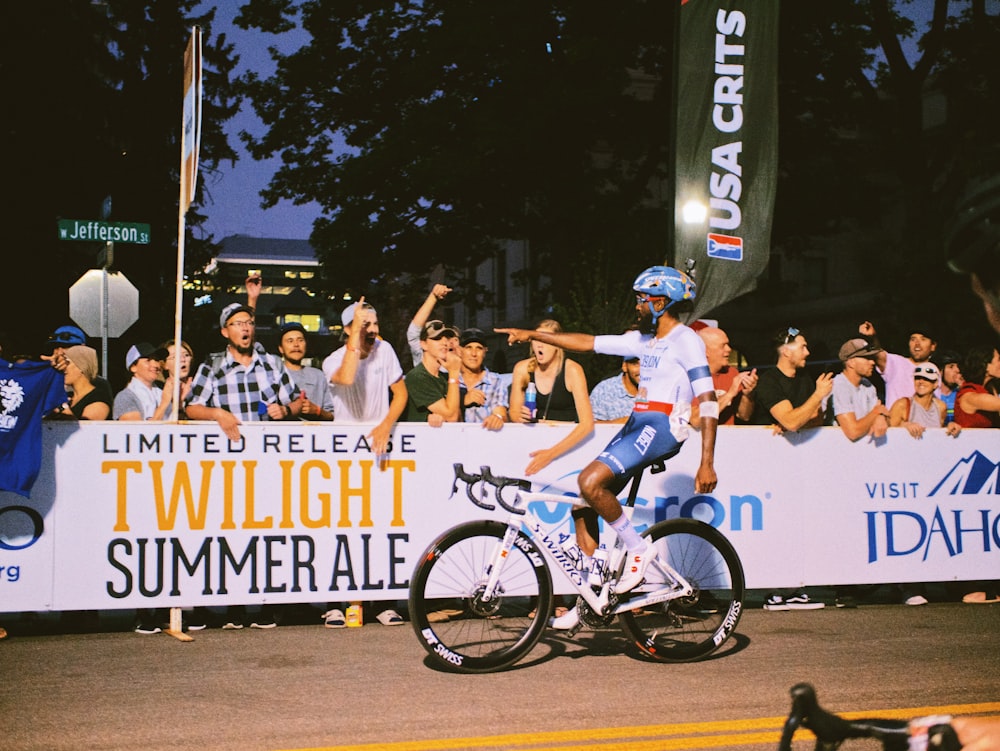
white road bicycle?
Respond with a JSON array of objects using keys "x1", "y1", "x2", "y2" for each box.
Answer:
[{"x1": 408, "y1": 459, "x2": 745, "y2": 673}]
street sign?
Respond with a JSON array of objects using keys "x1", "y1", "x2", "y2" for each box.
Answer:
[
  {"x1": 69, "y1": 269, "x2": 139, "y2": 338},
  {"x1": 57, "y1": 219, "x2": 151, "y2": 245}
]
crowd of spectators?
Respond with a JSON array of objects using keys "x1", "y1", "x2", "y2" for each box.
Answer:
[{"x1": 4, "y1": 274, "x2": 999, "y2": 640}]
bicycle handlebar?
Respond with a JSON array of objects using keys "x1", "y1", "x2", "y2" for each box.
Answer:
[
  {"x1": 450, "y1": 464, "x2": 530, "y2": 515},
  {"x1": 778, "y1": 683, "x2": 961, "y2": 750}
]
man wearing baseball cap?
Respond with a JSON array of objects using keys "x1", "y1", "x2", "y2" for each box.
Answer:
[
  {"x1": 888, "y1": 361, "x2": 960, "y2": 439},
  {"x1": 404, "y1": 319, "x2": 462, "y2": 423},
  {"x1": 113, "y1": 342, "x2": 169, "y2": 421},
  {"x1": 831, "y1": 337, "x2": 890, "y2": 442},
  {"x1": 186, "y1": 302, "x2": 302, "y2": 442},
  {"x1": 277, "y1": 322, "x2": 333, "y2": 421},
  {"x1": 322, "y1": 297, "x2": 407, "y2": 454},
  {"x1": 457, "y1": 327, "x2": 508, "y2": 430}
]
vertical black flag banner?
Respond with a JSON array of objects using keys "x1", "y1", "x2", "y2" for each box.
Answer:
[{"x1": 674, "y1": 1, "x2": 779, "y2": 319}]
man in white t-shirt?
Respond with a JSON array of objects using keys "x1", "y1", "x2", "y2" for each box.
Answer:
[{"x1": 322, "y1": 298, "x2": 407, "y2": 456}]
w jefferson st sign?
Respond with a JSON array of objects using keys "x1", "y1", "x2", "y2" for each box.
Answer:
[{"x1": 58, "y1": 219, "x2": 151, "y2": 245}]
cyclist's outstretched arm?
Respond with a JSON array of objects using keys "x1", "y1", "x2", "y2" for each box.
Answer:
[{"x1": 496, "y1": 327, "x2": 595, "y2": 353}]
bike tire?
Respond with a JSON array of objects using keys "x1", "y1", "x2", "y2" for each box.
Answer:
[
  {"x1": 409, "y1": 520, "x2": 554, "y2": 674},
  {"x1": 618, "y1": 518, "x2": 744, "y2": 662}
]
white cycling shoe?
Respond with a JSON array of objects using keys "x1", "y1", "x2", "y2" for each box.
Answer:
[
  {"x1": 549, "y1": 606, "x2": 580, "y2": 630},
  {"x1": 613, "y1": 544, "x2": 658, "y2": 594}
]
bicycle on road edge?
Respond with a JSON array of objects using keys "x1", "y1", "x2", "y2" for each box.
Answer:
[{"x1": 408, "y1": 458, "x2": 745, "y2": 673}]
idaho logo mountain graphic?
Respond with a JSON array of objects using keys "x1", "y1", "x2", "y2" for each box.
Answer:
[{"x1": 929, "y1": 451, "x2": 1000, "y2": 496}]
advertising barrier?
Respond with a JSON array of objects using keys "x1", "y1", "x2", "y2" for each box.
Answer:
[{"x1": 1, "y1": 421, "x2": 997, "y2": 612}]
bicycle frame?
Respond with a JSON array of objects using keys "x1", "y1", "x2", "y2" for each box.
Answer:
[{"x1": 454, "y1": 463, "x2": 695, "y2": 621}]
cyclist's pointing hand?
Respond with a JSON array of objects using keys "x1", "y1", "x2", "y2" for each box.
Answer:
[{"x1": 495, "y1": 327, "x2": 531, "y2": 346}]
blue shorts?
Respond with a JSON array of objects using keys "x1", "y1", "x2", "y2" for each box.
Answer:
[{"x1": 595, "y1": 412, "x2": 682, "y2": 493}]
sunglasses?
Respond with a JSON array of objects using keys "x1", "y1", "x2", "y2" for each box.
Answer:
[
  {"x1": 50, "y1": 331, "x2": 82, "y2": 343},
  {"x1": 424, "y1": 320, "x2": 447, "y2": 337},
  {"x1": 781, "y1": 327, "x2": 801, "y2": 345}
]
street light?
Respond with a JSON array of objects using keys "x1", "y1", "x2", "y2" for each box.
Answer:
[{"x1": 681, "y1": 199, "x2": 708, "y2": 225}]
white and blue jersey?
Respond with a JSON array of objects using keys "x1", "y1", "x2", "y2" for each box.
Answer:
[{"x1": 592, "y1": 326, "x2": 714, "y2": 484}]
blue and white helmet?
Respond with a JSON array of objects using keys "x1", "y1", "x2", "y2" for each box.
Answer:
[{"x1": 632, "y1": 266, "x2": 697, "y2": 303}]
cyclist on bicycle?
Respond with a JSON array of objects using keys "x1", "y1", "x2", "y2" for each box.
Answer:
[{"x1": 497, "y1": 265, "x2": 719, "y2": 628}]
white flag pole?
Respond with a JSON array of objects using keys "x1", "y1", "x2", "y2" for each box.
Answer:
[{"x1": 168, "y1": 25, "x2": 202, "y2": 641}]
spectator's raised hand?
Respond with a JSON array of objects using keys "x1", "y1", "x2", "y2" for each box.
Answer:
[{"x1": 814, "y1": 371, "x2": 834, "y2": 399}]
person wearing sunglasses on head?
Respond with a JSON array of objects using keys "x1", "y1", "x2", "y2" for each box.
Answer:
[{"x1": 750, "y1": 326, "x2": 833, "y2": 433}]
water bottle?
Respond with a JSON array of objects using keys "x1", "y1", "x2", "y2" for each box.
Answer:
[
  {"x1": 524, "y1": 382, "x2": 537, "y2": 422},
  {"x1": 589, "y1": 544, "x2": 608, "y2": 587}
]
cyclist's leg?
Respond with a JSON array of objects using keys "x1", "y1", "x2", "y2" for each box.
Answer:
[
  {"x1": 570, "y1": 507, "x2": 600, "y2": 556},
  {"x1": 579, "y1": 413, "x2": 682, "y2": 592}
]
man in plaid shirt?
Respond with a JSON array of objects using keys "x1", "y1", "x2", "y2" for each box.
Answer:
[{"x1": 186, "y1": 303, "x2": 302, "y2": 441}]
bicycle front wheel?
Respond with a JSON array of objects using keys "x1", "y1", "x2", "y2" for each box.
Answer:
[
  {"x1": 409, "y1": 521, "x2": 554, "y2": 674},
  {"x1": 619, "y1": 518, "x2": 744, "y2": 662}
]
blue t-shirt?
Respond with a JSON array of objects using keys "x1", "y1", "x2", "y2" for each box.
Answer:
[{"x1": 0, "y1": 358, "x2": 67, "y2": 497}]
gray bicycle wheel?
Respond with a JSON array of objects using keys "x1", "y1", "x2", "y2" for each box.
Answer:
[
  {"x1": 618, "y1": 518, "x2": 744, "y2": 662},
  {"x1": 409, "y1": 520, "x2": 554, "y2": 673}
]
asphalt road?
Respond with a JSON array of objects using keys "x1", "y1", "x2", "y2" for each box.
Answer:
[{"x1": 2, "y1": 600, "x2": 999, "y2": 751}]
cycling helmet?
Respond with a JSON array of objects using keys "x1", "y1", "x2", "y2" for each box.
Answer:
[
  {"x1": 633, "y1": 265, "x2": 697, "y2": 301},
  {"x1": 632, "y1": 265, "x2": 696, "y2": 324}
]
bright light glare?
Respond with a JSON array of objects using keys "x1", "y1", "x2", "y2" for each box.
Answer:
[{"x1": 682, "y1": 200, "x2": 708, "y2": 224}]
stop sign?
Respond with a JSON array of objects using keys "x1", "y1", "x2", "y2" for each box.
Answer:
[{"x1": 69, "y1": 270, "x2": 140, "y2": 338}]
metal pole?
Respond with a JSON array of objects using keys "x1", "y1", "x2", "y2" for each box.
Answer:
[{"x1": 101, "y1": 242, "x2": 112, "y2": 378}]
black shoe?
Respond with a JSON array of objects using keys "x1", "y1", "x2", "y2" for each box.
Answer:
[
  {"x1": 134, "y1": 623, "x2": 162, "y2": 634},
  {"x1": 835, "y1": 596, "x2": 858, "y2": 609}
]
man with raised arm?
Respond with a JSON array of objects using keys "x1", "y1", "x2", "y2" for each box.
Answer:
[{"x1": 497, "y1": 266, "x2": 719, "y2": 629}]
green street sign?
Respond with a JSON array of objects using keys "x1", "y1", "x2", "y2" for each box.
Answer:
[{"x1": 57, "y1": 219, "x2": 151, "y2": 245}]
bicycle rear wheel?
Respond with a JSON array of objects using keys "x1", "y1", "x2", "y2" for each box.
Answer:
[
  {"x1": 409, "y1": 520, "x2": 554, "y2": 673},
  {"x1": 618, "y1": 518, "x2": 744, "y2": 662}
]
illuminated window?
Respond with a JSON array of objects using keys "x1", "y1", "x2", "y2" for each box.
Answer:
[
  {"x1": 282, "y1": 314, "x2": 322, "y2": 332},
  {"x1": 284, "y1": 270, "x2": 298, "y2": 279},
  {"x1": 299, "y1": 270, "x2": 315, "y2": 280}
]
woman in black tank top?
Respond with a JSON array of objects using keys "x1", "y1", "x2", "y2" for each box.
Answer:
[{"x1": 509, "y1": 319, "x2": 594, "y2": 474}]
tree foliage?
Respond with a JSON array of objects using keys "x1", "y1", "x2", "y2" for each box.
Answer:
[
  {"x1": 1, "y1": 0, "x2": 241, "y2": 359},
  {"x1": 239, "y1": 0, "x2": 999, "y2": 351},
  {"x1": 239, "y1": 0, "x2": 680, "y2": 307}
]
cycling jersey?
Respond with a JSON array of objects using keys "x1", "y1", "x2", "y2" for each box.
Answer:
[
  {"x1": 592, "y1": 325, "x2": 713, "y2": 484},
  {"x1": 593, "y1": 326, "x2": 714, "y2": 411}
]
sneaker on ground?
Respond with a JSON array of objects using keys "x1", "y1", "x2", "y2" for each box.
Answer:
[
  {"x1": 134, "y1": 624, "x2": 162, "y2": 635},
  {"x1": 376, "y1": 609, "x2": 405, "y2": 626},
  {"x1": 250, "y1": 620, "x2": 277, "y2": 629},
  {"x1": 549, "y1": 606, "x2": 580, "y2": 630},
  {"x1": 961, "y1": 591, "x2": 1000, "y2": 604},
  {"x1": 904, "y1": 595, "x2": 929, "y2": 606},
  {"x1": 221, "y1": 621, "x2": 244, "y2": 630},
  {"x1": 835, "y1": 596, "x2": 858, "y2": 609},
  {"x1": 186, "y1": 622, "x2": 208, "y2": 631},
  {"x1": 785, "y1": 591, "x2": 825, "y2": 610},
  {"x1": 322, "y1": 609, "x2": 346, "y2": 628},
  {"x1": 763, "y1": 593, "x2": 789, "y2": 611},
  {"x1": 613, "y1": 545, "x2": 657, "y2": 594}
]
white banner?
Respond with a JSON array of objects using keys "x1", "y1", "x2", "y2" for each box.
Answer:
[{"x1": 1, "y1": 422, "x2": 997, "y2": 612}]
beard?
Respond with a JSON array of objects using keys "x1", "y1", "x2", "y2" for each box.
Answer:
[
  {"x1": 636, "y1": 309, "x2": 655, "y2": 335},
  {"x1": 232, "y1": 341, "x2": 254, "y2": 357}
]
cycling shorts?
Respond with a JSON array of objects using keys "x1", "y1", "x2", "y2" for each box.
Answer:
[{"x1": 595, "y1": 411, "x2": 684, "y2": 494}]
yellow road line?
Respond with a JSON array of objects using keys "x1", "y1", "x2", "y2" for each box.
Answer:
[{"x1": 282, "y1": 702, "x2": 1000, "y2": 751}]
